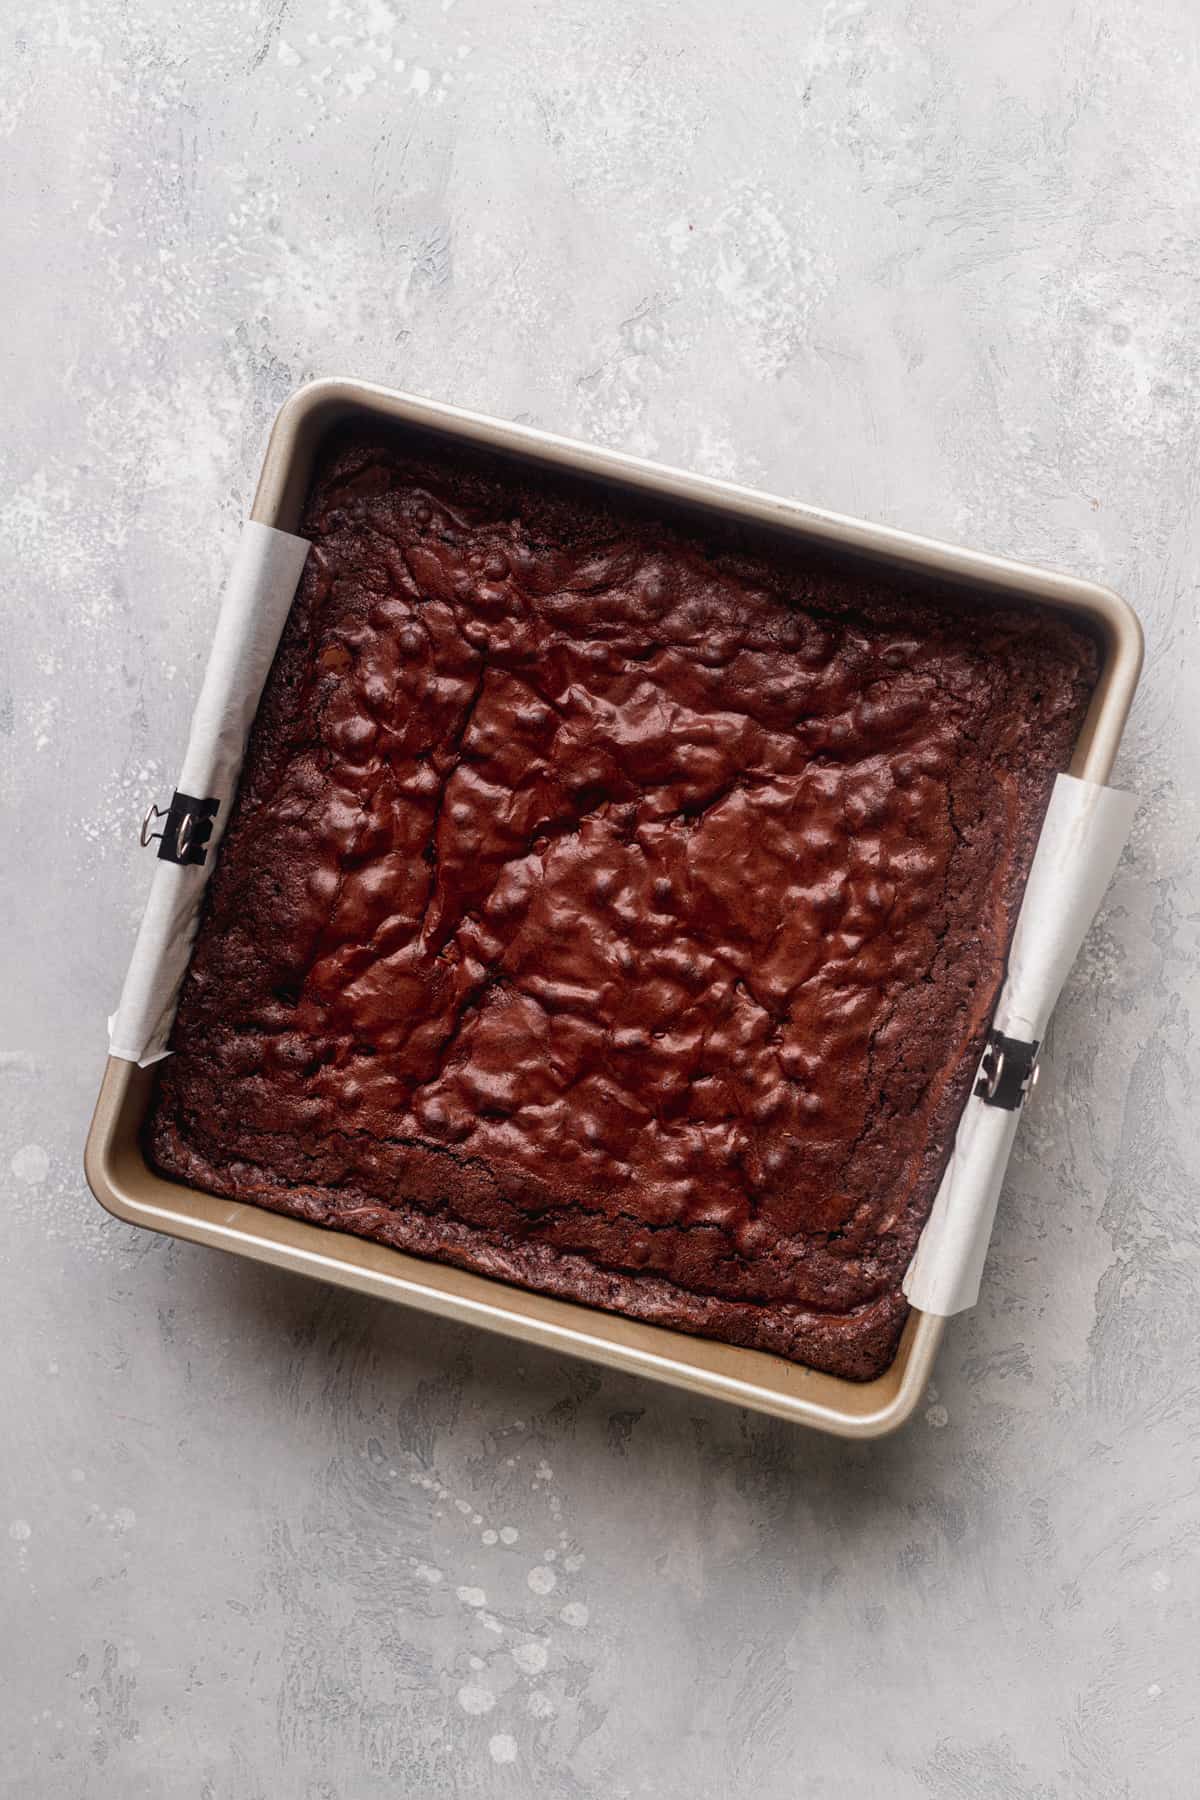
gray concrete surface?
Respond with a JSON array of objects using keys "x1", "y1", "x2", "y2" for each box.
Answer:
[{"x1": 3, "y1": 1, "x2": 1198, "y2": 1793}]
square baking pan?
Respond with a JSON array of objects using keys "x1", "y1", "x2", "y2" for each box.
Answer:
[{"x1": 85, "y1": 378, "x2": 1142, "y2": 1438}]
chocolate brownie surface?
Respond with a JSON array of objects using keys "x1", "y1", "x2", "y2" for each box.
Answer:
[{"x1": 146, "y1": 435, "x2": 1096, "y2": 1380}]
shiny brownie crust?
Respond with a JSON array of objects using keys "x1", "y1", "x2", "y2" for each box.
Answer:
[{"x1": 145, "y1": 434, "x2": 1096, "y2": 1380}]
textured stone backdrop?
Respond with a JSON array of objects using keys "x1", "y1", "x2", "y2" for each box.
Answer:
[{"x1": 2, "y1": 1, "x2": 1198, "y2": 1794}]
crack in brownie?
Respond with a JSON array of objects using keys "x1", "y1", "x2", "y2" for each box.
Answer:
[{"x1": 145, "y1": 434, "x2": 1097, "y2": 1380}]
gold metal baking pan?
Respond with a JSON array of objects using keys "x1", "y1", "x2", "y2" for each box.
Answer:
[{"x1": 84, "y1": 379, "x2": 1142, "y2": 1438}]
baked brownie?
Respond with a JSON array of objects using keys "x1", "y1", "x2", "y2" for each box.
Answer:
[{"x1": 145, "y1": 434, "x2": 1096, "y2": 1380}]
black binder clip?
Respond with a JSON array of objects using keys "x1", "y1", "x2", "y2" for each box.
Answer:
[
  {"x1": 140, "y1": 791, "x2": 219, "y2": 866},
  {"x1": 974, "y1": 1028, "x2": 1040, "y2": 1112}
]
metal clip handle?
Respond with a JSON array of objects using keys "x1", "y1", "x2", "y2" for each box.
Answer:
[{"x1": 140, "y1": 802, "x2": 170, "y2": 847}]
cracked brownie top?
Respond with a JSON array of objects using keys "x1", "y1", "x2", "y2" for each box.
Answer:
[{"x1": 145, "y1": 432, "x2": 1096, "y2": 1380}]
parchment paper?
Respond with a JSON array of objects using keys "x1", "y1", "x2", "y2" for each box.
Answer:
[
  {"x1": 107, "y1": 520, "x2": 310, "y2": 1065},
  {"x1": 903, "y1": 774, "x2": 1137, "y2": 1316}
]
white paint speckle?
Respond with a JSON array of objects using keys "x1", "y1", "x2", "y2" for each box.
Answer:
[
  {"x1": 481, "y1": 1528, "x2": 498, "y2": 1546},
  {"x1": 543, "y1": 1548, "x2": 557, "y2": 1562},
  {"x1": 499, "y1": 1525, "x2": 519, "y2": 1545},
  {"x1": 414, "y1": 1562, "x2": 443, "y2": 1585},
  {"x1": 480, "y1": 1613, "x2": 504, "y2": 1635},
  {"x1": 535, "y1": 1460, "x2": 553, "y2": 1482},
  {"x1": 363, "y1": 0, "x2": 398, "y2": 34},
  {"x1": 408, "y1": 66, "x2": 431, "y2": 96},
  {"x1": 527, "y1": 1691, "x2": 555, "y2": 1719},
  {"x1": 563, "y1": 1552, "x2": 585, "y2": 1573},
  {"x1": 1147, "y1": 1682, "x2": 1163, "y2": 1698},
  {"x1": 512, "y1": 1640, "x2": 548, "y2": 1675},
  {"x1": 925, "y1": 1405, "x2": 949, "y2": 1429},
  {"x1": 9, "y1": 1519, "x2": 31, "y2": 1542},
  {"x1": 10, "y1": 1144, "x2": 50, "y2": 1186},
  {"x1": 560, "y1": 1602, "x2": 589, "y2": 1630},
  {"x1": 527, "y1": 1564, "x2": 557, "y2": 1595},
  {"x1": 455, "y1": 1498, "x2": 472, "y2": 1515},
  {"x1": 488, "y1": 1733, "x2": 518, "y2": 1765},
  {"x1": 457, "y1": 1585, "x2": 487, "y2": 1608},
  {"x1": 457, "y1": 1682, "x2": 495, "y2": 1716},
  {"x1": 1150, "y1": 1569, "x2": 1171, "y2": 1593},
  {"x1": 468, "y1": 1655, "x2": 484, "y2": 1671},
  {"x1": 112, "y1": 1506, "x2": 136, "y2": 1532}
]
